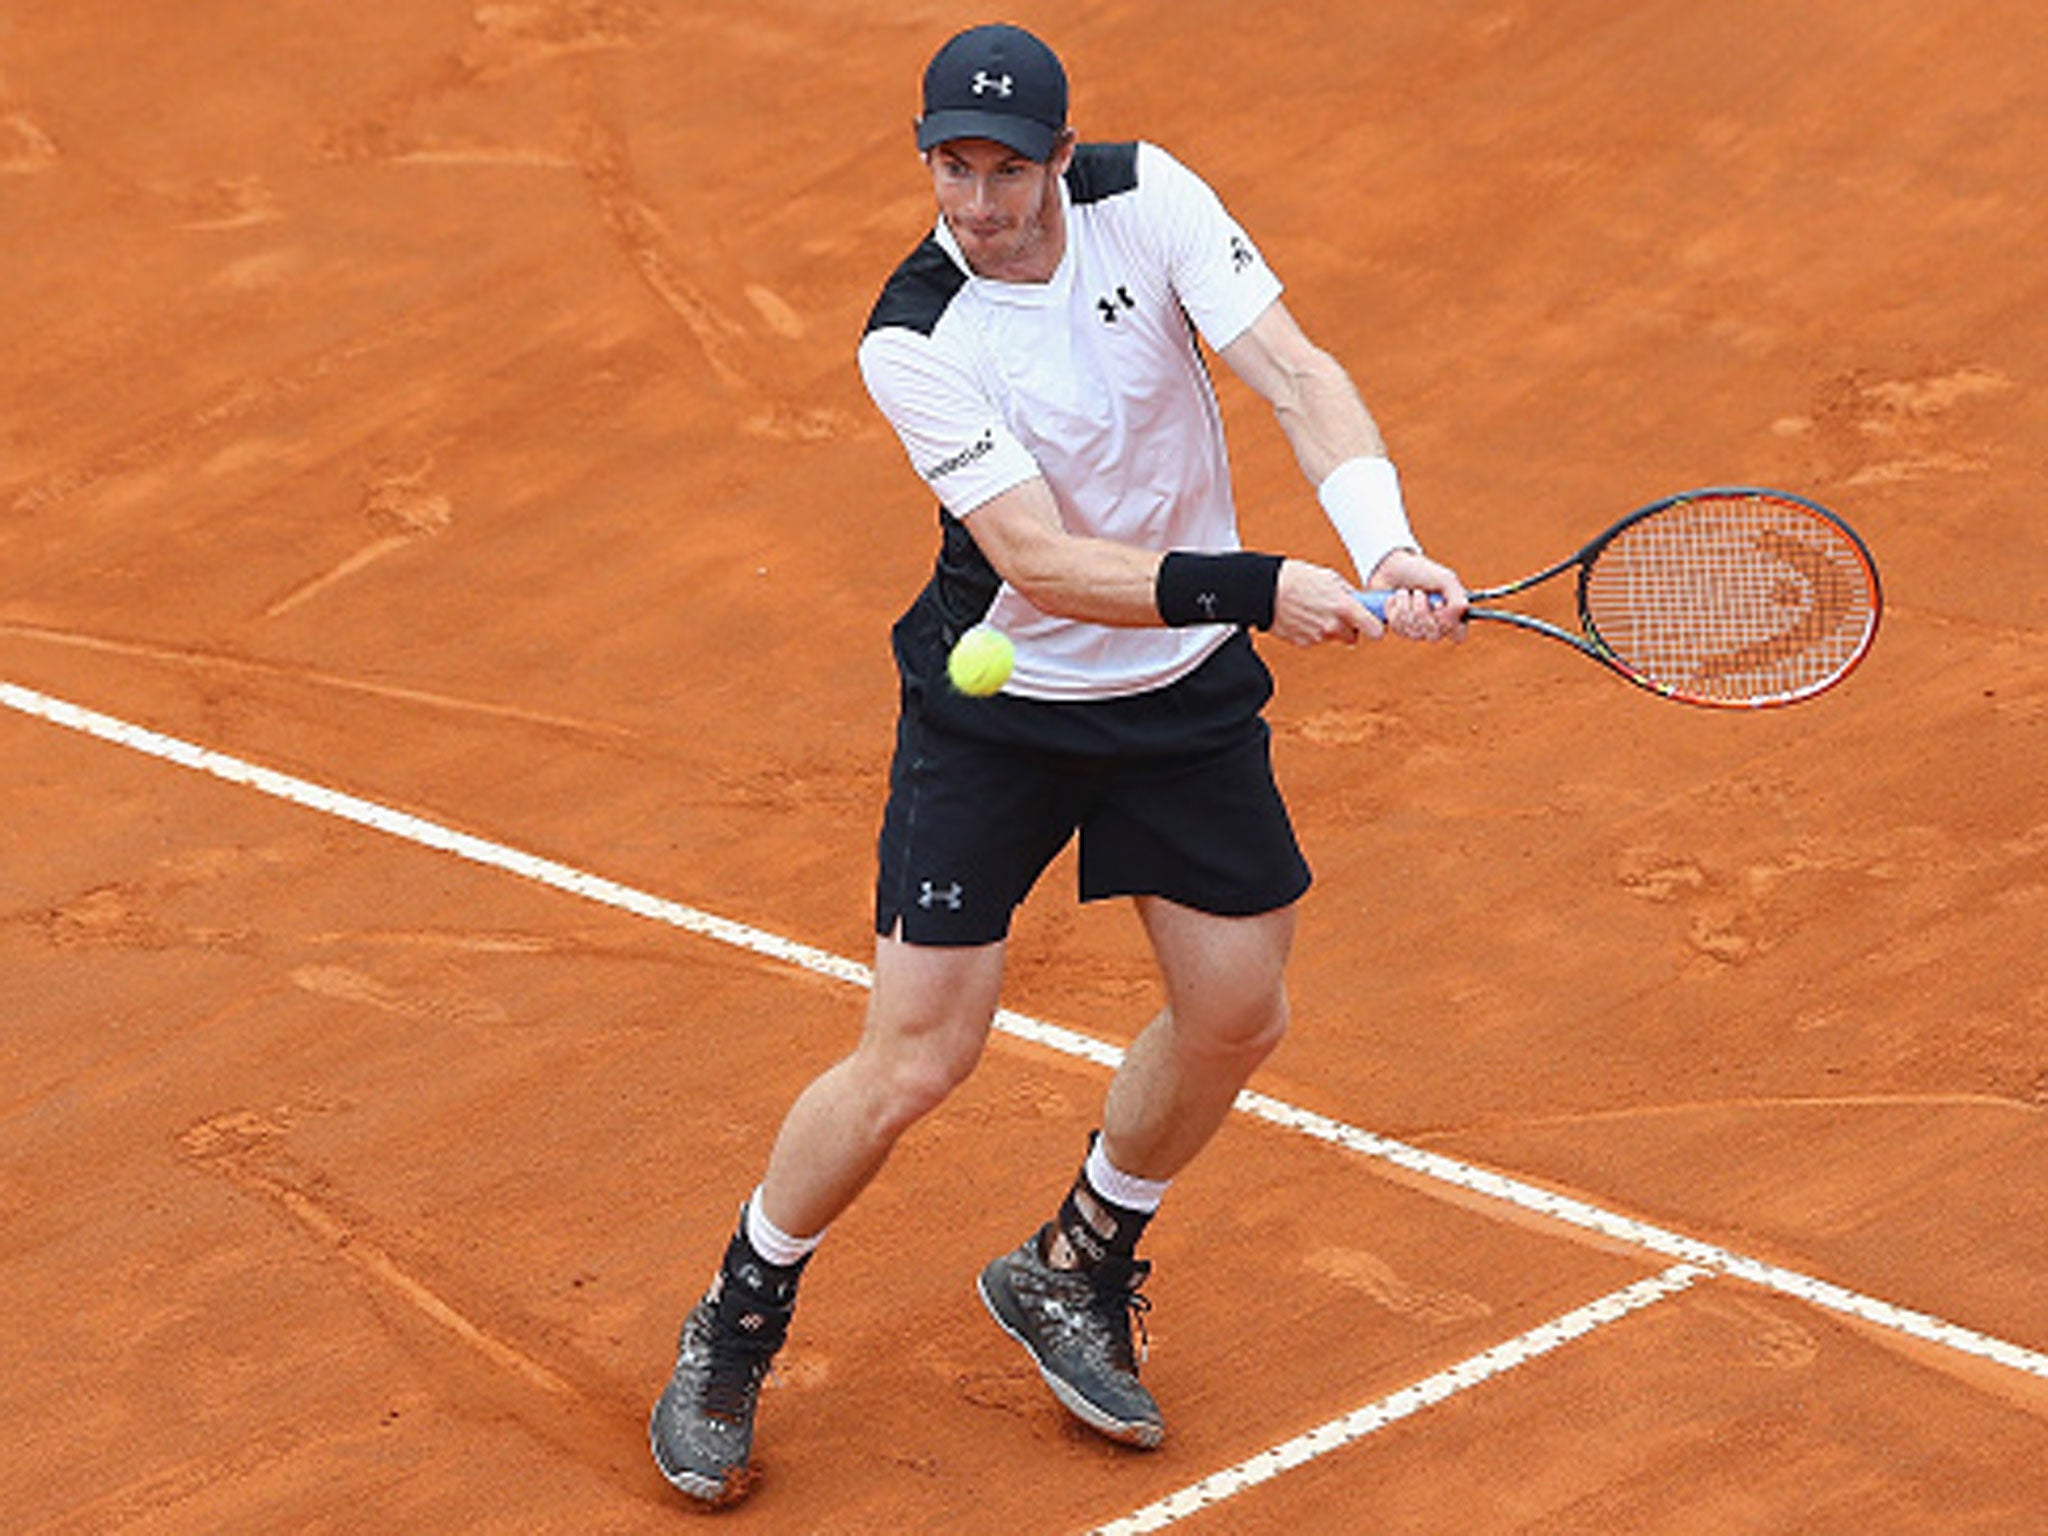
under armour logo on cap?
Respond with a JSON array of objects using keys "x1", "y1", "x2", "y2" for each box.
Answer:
[{"x1": 917, "y1": 24, "x2": 1068, "y2": 163}]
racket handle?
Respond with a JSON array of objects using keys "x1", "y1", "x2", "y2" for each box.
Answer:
[{"x1": 1353, "y1": 588, "x2": 1446, "y2": 619}]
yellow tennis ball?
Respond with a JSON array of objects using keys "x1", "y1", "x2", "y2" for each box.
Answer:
[{"x1": 947, "y1": 625, "x2": 1014, "y2": 697}]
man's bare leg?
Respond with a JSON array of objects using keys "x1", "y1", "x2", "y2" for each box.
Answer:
[
  {"x1": 978, "y1": 898, "x2": 1296, "y2": 1449},
  {"x1": 756, "y1": 931, "x2": 1008, "y2": 1238},
  {"x1": 1098, "y1": 897, "x2": 1295, "y2": 1182},
  {"x1": 652, "y1": 930, "x2": 1006, "y2": 1502}
]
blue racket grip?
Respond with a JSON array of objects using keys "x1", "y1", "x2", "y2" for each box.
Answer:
[{"x1": 1353, "y1": 588, "x2": 1447, "y2": 619}]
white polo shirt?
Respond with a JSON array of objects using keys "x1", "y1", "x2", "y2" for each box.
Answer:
[{"x1": 858, "y1": 141, "x2": 1284, "y2": 700}]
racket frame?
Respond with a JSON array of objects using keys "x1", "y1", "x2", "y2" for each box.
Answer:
[{"x1": 1382, "y1": 486, "x2": 1883, "y2": 709}]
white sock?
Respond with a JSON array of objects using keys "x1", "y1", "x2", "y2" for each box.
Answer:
[
  {"x1": 1085, "y1": 1138, "x2": 1170, "y2": 1214},
  {"x1": 745, "y1": 1188, "x2": 825, "y2": 1268}
]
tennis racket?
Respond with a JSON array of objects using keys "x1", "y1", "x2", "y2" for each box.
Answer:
[{"x1": 1357, "y1": 486, "x2": 1881, "y2": 708}]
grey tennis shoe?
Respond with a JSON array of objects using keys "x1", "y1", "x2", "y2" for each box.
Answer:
[
  {"x1": 648, "y1": 1275, "x2": 791, "y2": 1505},
  {"x1": 978, "y1": 1234, "x2": 1165, "y2": 1448}
]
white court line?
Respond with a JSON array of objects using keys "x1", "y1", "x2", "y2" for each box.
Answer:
[
  {"x1": 8, "y1": 676, "x2": 2047, "y2": 1396},
  {"x1": 1092, "y1": 1263, "x2": 1709, "y2": 1536}
]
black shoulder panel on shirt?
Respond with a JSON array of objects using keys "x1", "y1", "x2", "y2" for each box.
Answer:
[
  {"x1": 1066, "y1": 142, "x2": 1140, "y2": 206},
  {"x1": 864, "y1": 236, "x2": 967, "y2": 337}
]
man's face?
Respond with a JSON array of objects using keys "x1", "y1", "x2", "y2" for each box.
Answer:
[{"x1": 926, "y1": 134, "x2": 1074, "y2": 281}]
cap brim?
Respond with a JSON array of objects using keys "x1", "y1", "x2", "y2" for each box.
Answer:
[{"x1": 915, "y1": 110, "x2": 1058, "y2": 161}]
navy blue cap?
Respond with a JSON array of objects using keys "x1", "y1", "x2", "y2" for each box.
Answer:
[{"x1": 916, "y1": 24, "x2": 1068, "y2": 162}]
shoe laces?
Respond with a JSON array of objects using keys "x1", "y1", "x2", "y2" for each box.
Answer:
[
  {"x1": 700, "y1": 1325, "x2": 779, "y2": 1422},
  {"x1": 1119, "y1": 1289, "x2": 1153, "y2": 1368},
  {"x1": 695, "y1": 1281, "x2": 790, "y2": 1423},
  {"x1": 1088, "y1": 1260, "x2": 1153, "y2": 1369}
]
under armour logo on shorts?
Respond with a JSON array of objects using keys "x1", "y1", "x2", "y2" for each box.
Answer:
[
  {"x1": 919, "y1": 880, "x2": 965, "y2": 911},
  {"x1": 972, "y1": 71, "x2": 1014, "y2": 97}
]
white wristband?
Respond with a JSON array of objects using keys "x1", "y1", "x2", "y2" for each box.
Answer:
[{"x1": 1318, "y1": 455, "x2": 1418, "y2": 583}]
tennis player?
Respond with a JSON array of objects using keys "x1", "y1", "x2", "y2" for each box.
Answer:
[{"x1": 651, "y1": 22, "x2": 1466, "y2": 1504}]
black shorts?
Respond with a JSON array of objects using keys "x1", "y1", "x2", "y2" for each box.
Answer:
[{"x1": 874, "y1": 633, "x2": 1312, "y2": 946}]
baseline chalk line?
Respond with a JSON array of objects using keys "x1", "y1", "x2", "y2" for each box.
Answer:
[{"x1": 1091, "y1": 1264, "x2": 1708, "y2": 1536}]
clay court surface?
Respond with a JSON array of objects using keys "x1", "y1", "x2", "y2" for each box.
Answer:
[{"x1": 3, "y1": 2, "x2": 2044, "y2": 1531}]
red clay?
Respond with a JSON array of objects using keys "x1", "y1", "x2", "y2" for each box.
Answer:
[{"x1": 2, "y1": 3, "x2": 2043, "y2": 1531}]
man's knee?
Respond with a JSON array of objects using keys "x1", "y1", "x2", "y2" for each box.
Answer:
[
  {"x1": 1139, "y1": 897, "x2": 1295, "y2": 1063},
  {"x1": 1218, "y1": 986, "x2": 1290, "y2": 1060},
  {"x1": 1163, "y1": 983, "x2": 1289, "y2": 1067},
  {"x1": 878, "y1": 1053, "x2": 971, "y2": 1137},
  {"x1": 843, "y1": 935, "x2": 1004, "y2": 1143},
  {"x1": 850, "y1": 1018, "x2": 987, "y2": 1143}
]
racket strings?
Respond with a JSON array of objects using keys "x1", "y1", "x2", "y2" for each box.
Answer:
[{"x1": 1582, "y1": 495, "x2": 1879, "y2": 704}]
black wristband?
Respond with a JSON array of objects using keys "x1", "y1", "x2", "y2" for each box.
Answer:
[{"x1": 1155, "y1": 550, "x2": 1285, "y2": 630}]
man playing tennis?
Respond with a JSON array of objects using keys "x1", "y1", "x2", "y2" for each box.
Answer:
[{"x1": 651, "y1": 22, "x2": 1466, "y2": 1504}]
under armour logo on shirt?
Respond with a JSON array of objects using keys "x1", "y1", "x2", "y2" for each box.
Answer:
[
  {"x1": 972, "y1": 71, "x2": 1014, "y2": 97},
  {"x1": 919, "y1": 880, "x2": 965, "y2": 911},
  {"x1": 1096, "y1": 285, "x2": 1136, "y2": 324}
]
